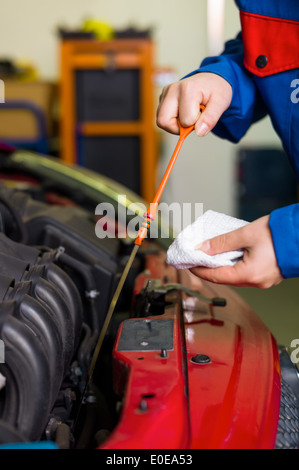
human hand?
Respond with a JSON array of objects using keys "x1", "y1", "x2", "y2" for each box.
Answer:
[
  {"x1": 190, "y1": 215, "x2": 284, "y2": 288},
  {"x1": 156, "y1": 72, "x2": 232, "y2": 136}
]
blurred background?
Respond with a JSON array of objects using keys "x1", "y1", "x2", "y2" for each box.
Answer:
[{"x1": 0, "y1": 0, "x2": 297, "y2": 347}]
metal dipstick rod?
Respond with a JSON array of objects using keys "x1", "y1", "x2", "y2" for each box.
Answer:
[{"x1": 86, "y1": 115, "x2": 204, "y2": 386}]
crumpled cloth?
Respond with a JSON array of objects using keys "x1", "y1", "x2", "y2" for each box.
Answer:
[{"x1": 166, "y1": 210, "x2": 249, "y2": 269}]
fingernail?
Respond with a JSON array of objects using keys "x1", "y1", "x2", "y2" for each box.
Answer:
[
  {"x1": 195, "y1": 122, "x2": 209, "y2": 137},
  {"x1": 195, "y1": 240, "x2": 209, "y2": 251}
]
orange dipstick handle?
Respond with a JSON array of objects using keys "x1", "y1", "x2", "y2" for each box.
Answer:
[{"x1": 135, "y1": 106, "x2": 205, "y2": 246}]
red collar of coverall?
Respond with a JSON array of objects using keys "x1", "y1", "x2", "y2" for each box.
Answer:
[{"x1": 240, "y1": 10, "x2": 299, "y2": 77}]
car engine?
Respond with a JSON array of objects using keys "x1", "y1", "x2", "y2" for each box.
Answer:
[
  {"x1": 0, "y1": 148, "x2": 299, "y2": 450},
  {"x1": 0, "y1": 181, "x2": 138, "y2": 448}
]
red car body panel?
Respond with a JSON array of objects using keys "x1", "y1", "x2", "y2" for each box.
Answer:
[{"x1": 101, "y1": 250, "x2": 281, "y2": 449}]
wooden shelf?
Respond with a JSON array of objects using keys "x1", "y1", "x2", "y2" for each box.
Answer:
[{"x1": 59, "y1": 38, "x2": 158, "y2": 202}]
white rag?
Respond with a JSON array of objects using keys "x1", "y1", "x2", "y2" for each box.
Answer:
[{"x1": 166, "y1": 210, "x2": 249, "y2": 269}]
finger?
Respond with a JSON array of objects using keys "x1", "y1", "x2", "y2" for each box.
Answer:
[
  {"x1": 190, "y1": 261, "x2": 251, "y2": 287},
  {"x1": 194, "y1": 93, "x2": 230, "y2": 137},
  {"x1": 156, "y1": 85, "x2": 180, "y2": 135},
  {"x1": 178, "y1": 82, "x2": 204, "y2": 128},
  {"x1": 196, "y1": 226, "x2": 250, "y2": 256}
]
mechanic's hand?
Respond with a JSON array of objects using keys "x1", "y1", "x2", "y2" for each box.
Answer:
[
  {"x1": 190, "y1": 215, "x2": 284, "y2": 289},
  {"x1": 156, "y1": 72, "x2": 232, "y2": 136}
]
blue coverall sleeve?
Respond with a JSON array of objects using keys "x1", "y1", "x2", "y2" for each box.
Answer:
[
  {"x1": 185, "y1": 34, "x2": 299, "y2": 279},
  {"x1": 269, "y1": 205, "x2": 299, "y2": 278},
  {"x1": 184, "y1": 33, "x2": 267, "y2": 142}
]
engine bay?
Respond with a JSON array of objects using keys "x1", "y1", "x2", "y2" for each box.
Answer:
[
  {"x1": 0, "y1": 181, "x2": 134, "y2": 447},
  {"x1": 0, "y1": 148, "x2": 298, "y2": 450},
  {"x1": 0, "y1": 147, "x2": 183, "y2": 449}
]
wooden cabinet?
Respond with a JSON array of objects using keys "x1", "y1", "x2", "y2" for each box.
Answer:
[
  {"x1": 59, "y1": 38, "x2": 158, "y2": 202},
  {"x1": 0, "y1": 80, "x2": 56, "y2": 154}
]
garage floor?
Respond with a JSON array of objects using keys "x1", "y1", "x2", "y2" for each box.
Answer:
[{"x1": 234, "y1": 278, "x2": 299, "y2": 349}]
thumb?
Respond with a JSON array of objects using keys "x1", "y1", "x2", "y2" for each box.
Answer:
[
  {"x1": 196, "y1": 228, "x2": 246, "y2": 255},
  {"x1": 194, "y1": 94, "x2": 229, "y2": 137}
]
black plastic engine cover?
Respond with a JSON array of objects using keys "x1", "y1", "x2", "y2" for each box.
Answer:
[
  {"x1": 0, "y1": 184, "x2": 125, "y2": 332},
  {"x1": 0, "y1": 184, "x2": 136, "y2": 443}
]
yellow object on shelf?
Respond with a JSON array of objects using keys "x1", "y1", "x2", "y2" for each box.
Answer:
[
  {"x1": 14, "y1": 59, "x2": 38, "y2": 82},
  {"x1": 82, "y1": 19, "x2": 114, "y2": 41}
]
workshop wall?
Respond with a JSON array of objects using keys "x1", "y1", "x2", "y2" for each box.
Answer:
[{"x1": 0, "y1": 0, "x2": 282, "y2": 232}]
